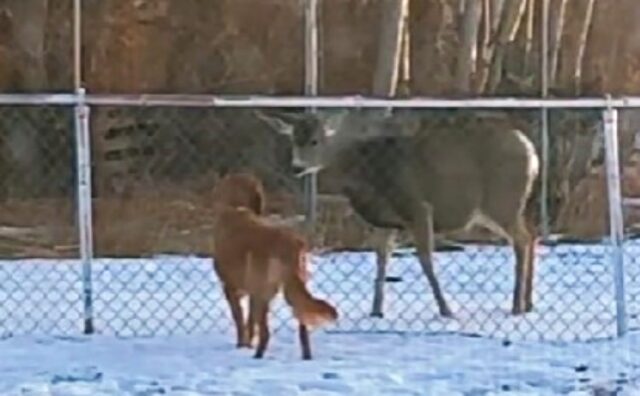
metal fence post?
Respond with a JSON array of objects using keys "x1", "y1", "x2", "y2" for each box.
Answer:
[
  {"x1": 303, "y1": 0, "x2": 319, "y2": 227},
  {"x1": 602, "y1": 102, "x2": 627, "y2": 337},
  {"x1": 539, "y1": 0, "x2": 550, "y2": 239},
  {"x1": 74, "y1": 87, "x2": 95, "y2": 335}
]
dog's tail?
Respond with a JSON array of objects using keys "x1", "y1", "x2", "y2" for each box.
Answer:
[{"x1": 283, "y1": 250, "x2": 338, "y2": 329}]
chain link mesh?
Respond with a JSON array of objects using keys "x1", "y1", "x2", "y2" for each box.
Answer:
[
  {"x1": 0, "y1": 105, "x2": 80, "y2": 336},
  {"x1": 304, "y1": 108, "x2": 616, "y2": 342},
  {"x1": 622, "y1": 108, "x2": 640, "y2": 335},
  {"x1": 88, "y1": 106, "x2": 303, "y2": 337},
  {"x1": 0, "y1": 104, "x2": 631, "y2": 345}
]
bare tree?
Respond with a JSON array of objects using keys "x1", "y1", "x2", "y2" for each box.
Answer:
[
  {"x1": 548, "y1": 0, "x2": 568, "y2": 87},
  {"x1": 522, "y1": 0, "x2": 535, "y2": 75},
  {"x1": 372, "y1": 0, "x2": 409, "y2": 96},
  {"x1": 4, "y1": 0, "x2": 48, "y2": 91},
  {"x1": 0, "y1": 1, "x2": 48, "y2": 198},
  {"x1": 479, "y1": 0, "x2": 528, "y2": 93},
  {"x1": 572, "y1": 0, "x2": 595, "y2": 94},
  {"x1": 409, "y1": 0, "x2": 454, "y2": 95},
  {"x1": 557, "y1": 0, "x2": 596, "y2": 94},
  {"x1": 476, "y1": 0, "x2": 504, "y2": 91},
  {"x1": 454, "y1": 0, "x2": 482, "y2": 94},
  {"x1": 490, "y1": 0, "x2": 506, "y2": 30}
]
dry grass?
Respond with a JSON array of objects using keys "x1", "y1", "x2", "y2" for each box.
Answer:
[
  {"x1": 4, "y1": 164, "x2": 636, "y2": 260},
  {"x1": 556, "y1": 157, "x2": 640, "y2": 239}
]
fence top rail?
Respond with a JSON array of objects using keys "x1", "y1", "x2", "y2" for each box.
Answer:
[{"x1": 1, "y1": 93, "x2": 640, "y2": 109}]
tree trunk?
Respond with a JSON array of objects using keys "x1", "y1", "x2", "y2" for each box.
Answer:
[
  {"x1": 490, "y1": 0, "x2": 506, "y2": 30},
  {"x1": 572, "y1": 0, "x2": 595, "y2": 95},
  {"x1": 557, "y1": 0, "x2": 595, "y2": 95},
  {"x1": 372, "y1": 0, "x2": 409, "y2": 97},
  {"x1": 522, "y1": 0, "x2": 535, "y2": 75},
  {"x1": 548, "y1": 0, "x2": 568, "y2": 87},
  {"x1": 475, "y1": 0, "x2": 500, "y2": 92},
  {"x1": 483, "y1": 0, "x2": 528, "y2": 94},
  {"x1": 454, "y1": 0, "x2": 482, "y2": 94},
  {"x1": 5, "y1": 0, "x2": 48, "y2": 91},
  {"x1": 409, "y1": 0, "x2": 450, "y2": 95},
  {"x1": 398, "y1": 19, "x2": 411, "y2": 96},
  {"x1": 1, "y1": 0, "x2": 48, "y2": 198}
]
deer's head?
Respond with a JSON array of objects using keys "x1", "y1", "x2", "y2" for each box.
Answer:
[
  {"x1": 255, "y1": 110, "x2": 351, "y2": 175},
  {"x1": 257, "y1": 109, "x2": 422, "y2": 175}
]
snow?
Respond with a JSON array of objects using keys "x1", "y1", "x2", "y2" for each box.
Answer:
[{"x1": 0, "y1": 239, "x2": 639, "y2": 394}]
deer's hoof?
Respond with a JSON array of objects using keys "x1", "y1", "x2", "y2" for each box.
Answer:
[
  {"x1": 370, "y1": 311, "x2": 384, "y2": 318},
  {"x1": 511, "y1": 306, "x2": 526, "y2": 316},
  {"x1": 440, "y1": 307, "x2": 454, "y2": 318}
]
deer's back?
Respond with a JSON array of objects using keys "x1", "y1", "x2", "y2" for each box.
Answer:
[{"x1": 333, "y1": 128, "x2": 537, "y2": 232}]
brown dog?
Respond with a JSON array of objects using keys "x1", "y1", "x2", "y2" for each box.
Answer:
[{"x1": 211, "y1": 173, "x2": 337, "y2": 359}]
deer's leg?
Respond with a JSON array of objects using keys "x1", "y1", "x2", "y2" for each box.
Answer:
[
  {"x1": 222, "y1": 285, "x2": 249, "y2": 348},
  {"x1": 524, "y1": 234, "x2": 537, "y2": 313},
  {"x1": 371, "y1": 229, "x2": 395, "y2": 318},
  {"x1": 252, "y1": 297, "x2": 271, "y2": 359},
  {"x1": 299, "y1": 323, "x2": 312, "y2": 360},
  {"x1": 509, "y1": 220, "x2": 533, "y2": 315},
  {"x1": 411, "y1": 204, "x2": 453, "y2": 318}
]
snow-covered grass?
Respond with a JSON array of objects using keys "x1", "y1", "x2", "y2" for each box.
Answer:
[
  {"x1": 0, "y1": 240, "x2": 639, "y2": 394},
  {"x1": 0, "y1": 331, "x2": 639, "y2": 395}
]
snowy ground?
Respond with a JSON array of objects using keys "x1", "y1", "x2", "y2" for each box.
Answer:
[
  {"x1": 0, "y1": 331, "x2": 639, "y2": 395},
  {"x1": 0, "y1": 240, "x2": 639, "y2": 394}
]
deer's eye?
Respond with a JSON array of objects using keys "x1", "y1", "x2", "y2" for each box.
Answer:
[{"x1": 310, "y1": 139, "x2": 319, "y2": 146}]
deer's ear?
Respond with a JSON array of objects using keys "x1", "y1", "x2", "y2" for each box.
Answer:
[
  {"x1": 320, "y1": 110, "x2": 348, "y2": 134},
  {"x1": 254, "y1": 110, "x2": 294, "y2": 136}
]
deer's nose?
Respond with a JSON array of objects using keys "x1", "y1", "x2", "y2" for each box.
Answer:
[{"x1": 292, "y1": 164, "x2": 306, "y2": 174}]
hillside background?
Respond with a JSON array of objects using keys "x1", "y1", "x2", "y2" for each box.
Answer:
[{"x1": 0, "y1": 0, "x2": 639, "y2": 256}]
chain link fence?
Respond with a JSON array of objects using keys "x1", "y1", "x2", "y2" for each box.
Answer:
[
  {"x1": 0, "y1": 102, "x2": 630, "y2": 344},
  {"x1": 0, "y1": 105, "x2": 81, "y2": 336},
  {"x1": 282, "y1": 107, "x2": 619, "y2": 342},
  {"x1": 621, "y1": 108, "x2": 640, "y2": 335},
  {"x1": 87, "y1": 106, "x2": 304, "y2": 337}
]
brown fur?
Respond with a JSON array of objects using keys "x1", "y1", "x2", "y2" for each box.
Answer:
[
  {"x1": 212, "y1": 172, "x2": 266, "y2": 216},
  {"x1": 211, "y1": 173, "x2": 337, "y2": 360}
]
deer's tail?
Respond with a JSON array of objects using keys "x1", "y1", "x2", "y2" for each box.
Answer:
[{"x1": 283, "y1": 251, "x2": 338, "y2": 329}]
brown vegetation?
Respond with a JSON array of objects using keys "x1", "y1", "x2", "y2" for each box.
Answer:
[{"x1": 0, "y1": 1, "x2": 640, "y2": 256}]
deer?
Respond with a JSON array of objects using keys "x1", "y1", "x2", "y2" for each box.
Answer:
[
  {"x1": 211, "y1": 172, "x2": 338, "y2": 359},
  {"x1": 256, "y1": 109, "x2": 540, "y2": 319}
]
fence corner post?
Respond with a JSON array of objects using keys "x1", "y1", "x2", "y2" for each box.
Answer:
[
  {"x1": 74, "y1": 87, "x2": 95, "y2": 335},
  {"x1": 602, "y1": 100, "x2": 628, "y2": 337}
]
